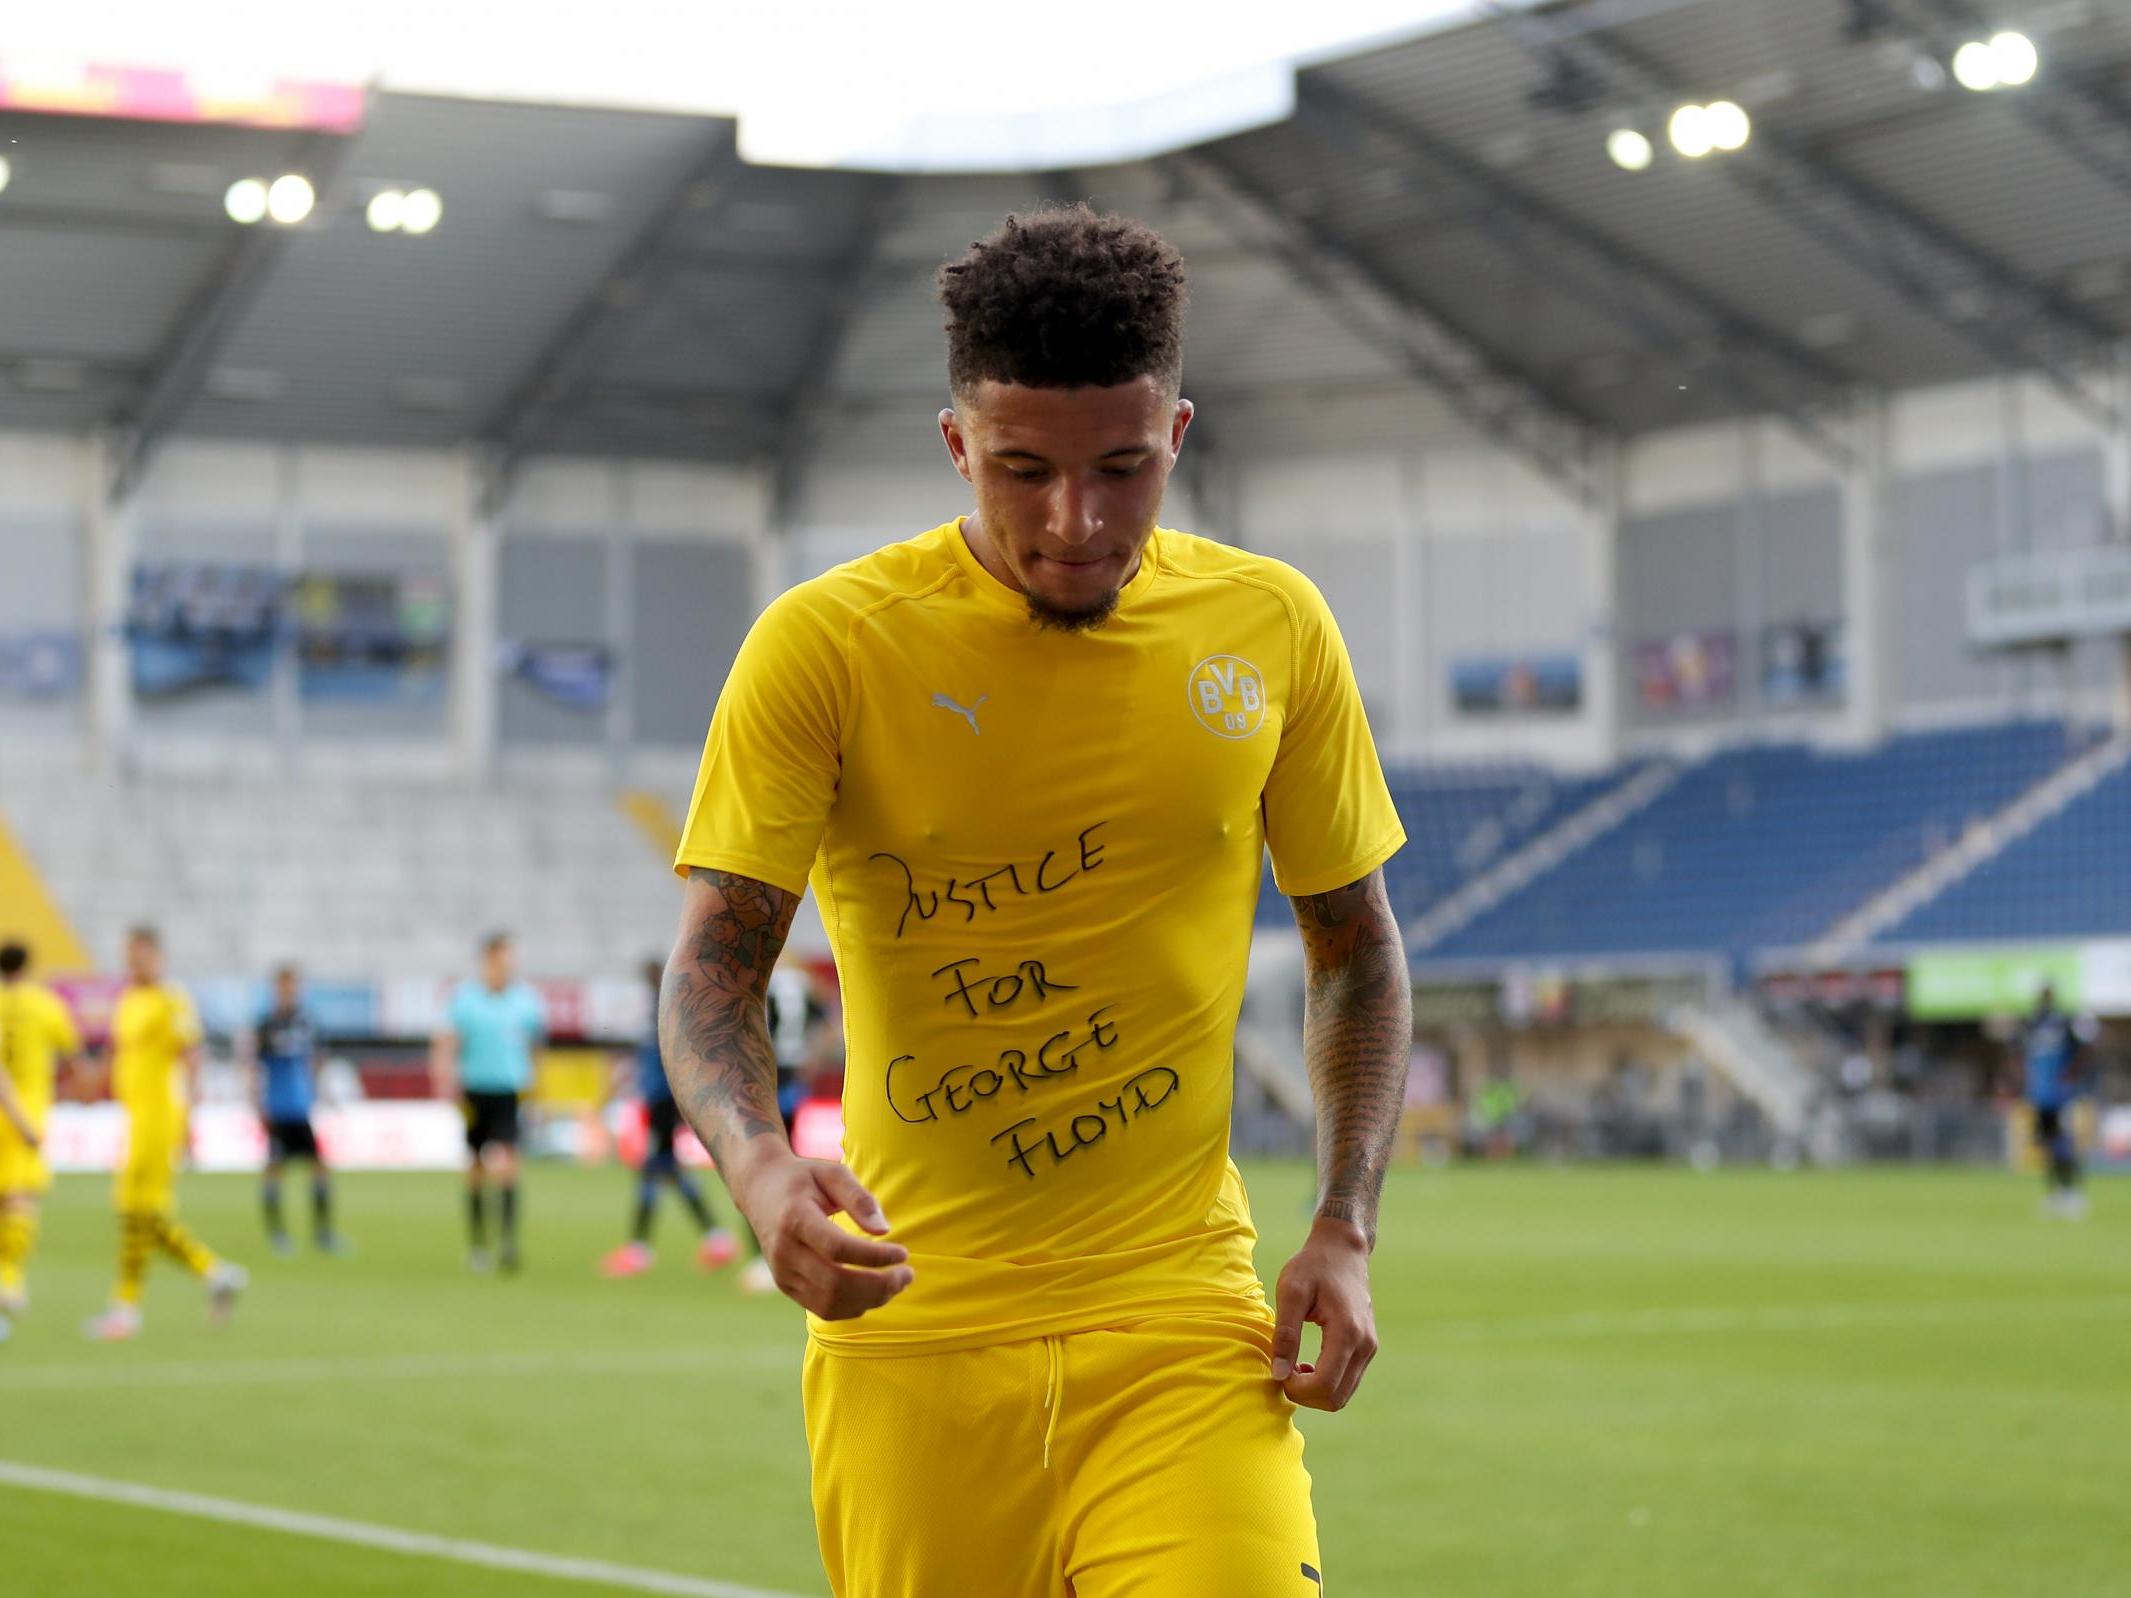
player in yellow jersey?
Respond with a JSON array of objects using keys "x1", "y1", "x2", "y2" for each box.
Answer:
[
  {"x1": 0, "y1": 940, "x2": 86, "y2": 1342},
  {"x1": 662, "y1": 206, "x2": 1410, "y2": 1597},
  {"x1": 84, "y1": 926, "x2": 246, "y2": 1341}
]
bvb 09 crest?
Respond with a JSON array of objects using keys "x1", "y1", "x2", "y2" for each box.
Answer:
[{"x1": 1187, "y1": 654, "x2": 1266, "y2": 739}]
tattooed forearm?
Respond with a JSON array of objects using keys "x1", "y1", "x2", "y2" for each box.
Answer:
[
  {"x1": 660, "y1": 868, "x2": 801, "y2": 1177},
  {"x1": 1291, "y1": 869, "x2": 1411, "y2": 1247}
]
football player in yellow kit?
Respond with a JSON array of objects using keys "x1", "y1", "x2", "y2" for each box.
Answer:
[
  {"x1": 84, "y1": 927, "x2": 246, "y2": 1340},
  {"x1": 662, "y1": 206, "x2": 1409, "y2": 1597},
  {"x1": 0, "y1": 940, "x2": 86, "y2": 1342}
]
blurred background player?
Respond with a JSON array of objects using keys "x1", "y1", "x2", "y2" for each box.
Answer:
[
  {"x1": 85, "y1": 926, "x2": 246, "y2": 1341},
  {"x1": 432, "y1": 931, "x2": 544, "y2": 1273},
  {"x1": 600, "y1": 959, "x2": 738, "y2": 1278},
  {"x1": 0, "y1": 940, "x2": 85, "y2": 1343},
  {"x1": 768, "y1": 964, "x2": 829, "y2": 1138},
  {"x1": 249, "y1": 963, "x2": 344, "y2": 1256},
  {"x1": 734, "y1": 964, "x2": 832, "y2": 1294},
  {"x1": 2015, "y1": 985, "x2": 2096, "y2": 1219}
]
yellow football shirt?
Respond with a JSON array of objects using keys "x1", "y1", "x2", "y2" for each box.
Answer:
[
  {"x1": 676, "y1": 521, "x2": 1405, "y2": 1353},
  {"x1": 111, "y1": 982, "x2": 201, "y2": 1138},
  {"x1": 0, "y1": 981, "x2": 81, "y2": 1134}
]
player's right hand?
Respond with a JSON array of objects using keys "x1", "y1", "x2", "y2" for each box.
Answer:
[{"x1": 740, "y1": 1154, "x2": 913, "y2": 1320}]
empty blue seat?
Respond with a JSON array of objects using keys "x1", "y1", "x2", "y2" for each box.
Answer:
[
  {"x1": 1426, "y1": 722, "x2": 2079, "y2": 962},
  {"x1": 1877, "y1": 756, "x2": 2131, "y2": 944}
]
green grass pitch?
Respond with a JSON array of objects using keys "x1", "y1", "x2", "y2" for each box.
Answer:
[{"x1": 2, "y1": 1162, "x2": 2126, "y2": 1596}]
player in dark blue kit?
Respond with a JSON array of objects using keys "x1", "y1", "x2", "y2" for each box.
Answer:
[
  {"x1": 252, "y1": 964, "x2": 345, "y2": 1255},
  {"x1": 2017, "y1": 985, "x2": 2094, "y2": 1220},
  {"x1": 601, "y1": 961, "x2": 738, "y2": 1278}
]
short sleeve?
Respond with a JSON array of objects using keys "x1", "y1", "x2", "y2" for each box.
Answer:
[
  {"x1": 1261, "y1": 574, "x2": 1406, "y2": 898},
  {"x1": 674, "y1": 584, "x2": 848, "y2": 896},
  {"x1": 170, "y1": 989, "x2": 203, "y2": 1050},
  {"x1": 447, "y1": 987, "x2": 473, "y2": 1035},
  {"x1": 521, "y1": 988, "x2": 547, "y2": 1040},
  {"x1": 44, "y1": 992, "x2": 82, "y2": 1057}
]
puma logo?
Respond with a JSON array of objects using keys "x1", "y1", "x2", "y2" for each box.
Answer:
[{"x1": 930, "y1": 692, "x2": 987, "y2": 735}]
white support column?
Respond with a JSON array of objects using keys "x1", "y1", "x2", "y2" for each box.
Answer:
[
  {"x1": 1581, "y1": 439, "x2": 1624, "y2": 771},
  {"x1": 1188, "y1": 442, "x2": 1246, "y2": 553},
  {"x1": 605, "y1": 462, "x2": 635, "y2": 780},
  {"x1": 2003, "y1": 370, "x2": 2049, "y2": 714},
  {"x1": 1998, "y1": 370, "x2": 2029, "y2": 554},
  {"x1": 271, "y1": 444, "x2": 303, "y2": 767},
  {"x1": 1171, "y1": 434, "x2": 1213, "y2": 543},
  {"x1": 1737, "y1": 420, "x2": 1767, "y2": 729},
  {"x1": 1390, "y1": 454, "x2": 1428, "y2": 764},
  {"x1": 753, "y1": 459, "x2": 787, "y2": 617},
  {"x1": 2103, "y1": 345, "x2": 2131, "y2": 541},
  {"x1": 453, "y1": 447, "x2": 499, "y2": 784},
  {"x1": 1837, "y1": 391, "x2": 1893, "y2": 748},
  {"x1": 2108, "y1": 346, "x2": 2131, "y2": 732},
  {"x1": 79, "y1": 433, "x2": 134, "y2": 777}
]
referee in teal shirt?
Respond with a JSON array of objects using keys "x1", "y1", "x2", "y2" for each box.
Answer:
[{"x1": 432, "y1": 933, "x2": 546, "y2": 1272}]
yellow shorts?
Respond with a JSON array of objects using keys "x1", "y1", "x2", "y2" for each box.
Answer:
[
  {"x1": 802, "y1": 1314, "x2": 1323, "y2": 1598},
  {"x1": 0, "y1": 1123, "x2": 48, "y2": 1196},
  {"x1": 114, "y1": 1129, "x2": 178, "y2": 1213}
]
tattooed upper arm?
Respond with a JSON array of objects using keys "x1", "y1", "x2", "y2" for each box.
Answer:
[
  {"x1": 1290, "y1": 870, "x2": 1401, "y2": 966},
  {"x1": 660, "y1": 868, "x2": 802, "y2": 1165},
  {"x1": 677, "y1": 867, "x2": 799, "y2": 987}
]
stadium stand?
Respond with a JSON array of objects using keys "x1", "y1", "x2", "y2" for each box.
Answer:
[
  {"x1": 0, "y1": 768, "x2": 678, "y2": 982},
  {"x1": 17, "y1": 724, "x2": 2118, "y2": 983},
  {"x1": 1876, "y1": 753, "x2": 2131, "y2": 945},
  {"x1": 1255, "y1": 763, "x2": 1628, "y2": 925},
  {"x1": 1425, "y1": 722, "x2": 2087, "y2": 963}
]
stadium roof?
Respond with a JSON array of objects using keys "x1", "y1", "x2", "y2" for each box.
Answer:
[{"x1": 2, "y1": 0, "x2": 2129, "y2": 495}]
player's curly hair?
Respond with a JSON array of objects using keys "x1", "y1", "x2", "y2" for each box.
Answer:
[{"x1": 938, "y1": 204, "x2": 1188, "y2": 398}]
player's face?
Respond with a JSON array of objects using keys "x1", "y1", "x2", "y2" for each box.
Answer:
[
  {"x1": 125, "y1": 937, "x2": 162, "y2": 985},
  {"x1": 276, "y1": 971, "x2": 300, "y2": 1007},
  {"x1": 483, "y1": 944, "x2": 513, "y2": 988},
  {"x1": 941, "y1": 376, "x2": 1193, "y2": 631}
]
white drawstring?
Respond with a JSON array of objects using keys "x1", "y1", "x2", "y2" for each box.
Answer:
[{"x1": 1040, "y1": 1335, "x2": 1064, "y2": 1470}]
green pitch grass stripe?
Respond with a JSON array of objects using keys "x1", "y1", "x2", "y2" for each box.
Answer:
[
  {"x1": 0, "y1": 1461, "x2": 817, "y2": 1598},
  {"x1": 0, "y1": 1344, "x2": 797, "y2": 1391}
]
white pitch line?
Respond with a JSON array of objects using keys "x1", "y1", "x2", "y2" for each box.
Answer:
[
  {"x1": 0, "y1": 1344, "x2": 798, "y2": 1392},
  {"x1": 0, "y1": 1461, "x2": 816, "y2": 1598}
]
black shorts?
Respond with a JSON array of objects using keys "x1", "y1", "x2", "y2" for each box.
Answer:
[
  {"x1": 463, "y1": 1091, "x2": 523, "y2": 1153},
  {"x1": 647, "y1": 1098, "x2": 682, "y2": 1160},
  {"x1": 2033, "y1": 1104, "x2": 2066, "y2": 1143},
  {"x1": 266, "y1": 1117, "x2": 321, "y2": 1163}
]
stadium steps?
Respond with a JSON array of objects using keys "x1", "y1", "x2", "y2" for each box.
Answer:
[
  {"x1": 1662, "y1": 997, "x2": 1823, "y2": 1153},
  {"x1": 1234, "y1": 1022, "x2": 1315, "y2": 1126},
  {"x1": 616, "y1": 789, "x2": 683, "y2": 862},
  {"x1": 1805, "y1": 731, "x2": 2131, "y2": 963},
  {"x1": 1405, "y1": 761, "x2": 1683, "y2": 954},
  {"x1": 0, "y1": 770, "x2": 682, "y2": 982},
  {"x1": 0, "y1": 809, "x2": 92, "y2": 972}
]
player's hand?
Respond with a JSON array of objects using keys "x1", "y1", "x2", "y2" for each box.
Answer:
[
  {"x1": 735, "y1": 1153, "x2": 913, "y2": 1321},
  {"x1": 1270, "y1": 1216, "x2": 1378, "y2": 1412}
]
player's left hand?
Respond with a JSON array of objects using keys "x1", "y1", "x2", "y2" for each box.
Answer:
[{"x1": 1270, "y1": 1215, "x2": 1378, "y2": 1413}]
